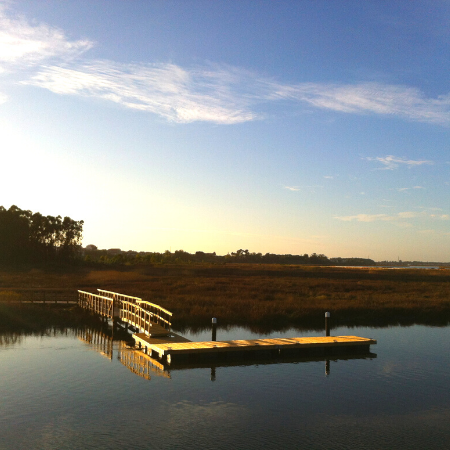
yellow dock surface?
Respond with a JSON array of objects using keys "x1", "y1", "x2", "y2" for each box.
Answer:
[
  {"x1": 133, "y1": 331, "x2": 191, "y2": 347},
  {"x1": 133, "y1": 335, "x2": 376, "y2": 361}
]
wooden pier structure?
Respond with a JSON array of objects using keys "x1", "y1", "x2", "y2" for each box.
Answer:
[{"x1": 78, "y1": 289, "x2": 376, "y2": 366}]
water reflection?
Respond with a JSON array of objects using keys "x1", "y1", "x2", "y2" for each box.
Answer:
[
  {"x1": 118, "y1": 341, "x2": 171, "y2": 380},
  {"x1": 2, "y1": 320, "x2": 450, "y2": 449},
  {"x1": 0, "y1": 333, "x2": 22, "y2": 347},
  {"x1": 115, "y1": 340, "x2": 376, "y2": 381},
  {"x1": 9, "y1": 323, "x2": 376, "y2": 381},
  {"x1": 76, "y1": 327, "x2": 114, "y2": 360}
]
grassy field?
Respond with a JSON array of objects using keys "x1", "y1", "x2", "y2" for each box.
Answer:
[{"x1": 1, "y1": 264, "x2": 450, "y2": 331}]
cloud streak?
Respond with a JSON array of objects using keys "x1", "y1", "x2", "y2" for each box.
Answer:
[
  {"x1": 366, "y1": 155, "x2": 434, "y2": 170},
  {"x1": 23, "y1": 62, "x2": 257, "y2": 124},
  {"x1": 398, "y1": 186, "x2": 425, "y2": 192},
  {"x1": 4, "y1": 5, "x2": 450, "y2": 125},
  {"x1": 283, "y1": 185, "x2": 322, "y2": 193},
  {"x1": 335, "y1": 211, "x2": 449, "y2": 222},
  {"x1": 24, "y1": 62, "x2": 450, "y2": 125},
  {"x1": 0, "y1": 4, "x2": 92, "y2": 71},
  {"x1": 270, "y1": 82, "x2": 450, "y2": 125}
]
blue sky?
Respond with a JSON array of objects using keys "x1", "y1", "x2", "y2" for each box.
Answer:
[{"x1": 1, "y1": 0, "x2": 449, "y2": 261}]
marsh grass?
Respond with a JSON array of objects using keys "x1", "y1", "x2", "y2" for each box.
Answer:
[{"x1": 1, "y1": 264, "x2": 450, "y2": 329}]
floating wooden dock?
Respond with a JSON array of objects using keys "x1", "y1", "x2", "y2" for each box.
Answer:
[
  {"x1": 77, "y1": 289, "x2": 377, "y2": 368},
  {"x1": 133, "y1": 334, "x2": 377, "y2": 365}
]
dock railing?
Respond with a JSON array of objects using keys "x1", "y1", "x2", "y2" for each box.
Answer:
[
  {"x1": 95, "y1": 289, "x2": 172, "y2": 333},
  {"x1": 120, "y1": 299, "x2": 172, "y2": 333},
  {"x1": 78, "y1": 290, "x2": 114, "y2": 318},
  {"x1": 97, "y1": 289, "x2": 141, "y2": 308}
]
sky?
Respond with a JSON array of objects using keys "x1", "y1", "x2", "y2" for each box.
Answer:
[{"x1": 0, "y1": 0, "x2": 449, "y2": 261}]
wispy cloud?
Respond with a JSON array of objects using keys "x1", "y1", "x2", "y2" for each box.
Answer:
[
  {"x1": 23, "y1": 62, "x2": 257, "y2": 124},
  {"x1": 335, "y1": 211, "x2": 449, "y2": 222},
  {"x1": 25, "y1": 62, "x2": 450, "y2": 125},
  {"x1": 431, "y1": 214, "x2": 449, "y2": 219},
  {"x1": 4, "y1": 5, "x2": 450, "y2": 125},
  {"x1": 397, "y1": 186, "x2": 425, "y2": 192},
  {"x1": 0, "y1": 4, "x2": 92, "y2": 71},
  {"x1": 270, "y1": 82, "x2": 450, "y2": 125},
  {"x1": 283, "y1": 185, "x2": 322, "y2": 193},
  {"x1": 366, "y1": 155, "x2": 434, "y2": 170}
]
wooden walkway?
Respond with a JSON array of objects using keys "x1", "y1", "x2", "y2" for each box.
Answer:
[
  {"x1": 77, "y1": 289, "x2": 172, "y2": 337},
  {"x1": 0, "y1": 289, "x2": 76, "y2": 304},
  {"x1": 133, "y1": 334, "x2": 377, "y2": 365}
]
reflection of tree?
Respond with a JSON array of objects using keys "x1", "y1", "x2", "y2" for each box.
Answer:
[
  {"x1": 0, "y1": 333, "x2": 22, "y2": 347},
  {"x1": 0, "y1": 205, "x2": 83, "y2": 264}
]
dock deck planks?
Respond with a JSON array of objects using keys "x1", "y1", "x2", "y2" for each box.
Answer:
[
  {"x1": 134, "y1": 331, "x2": 191, "y2": 346},
  {"x1": 133, "y1": 335, "x2": 377, "y2": 363}
]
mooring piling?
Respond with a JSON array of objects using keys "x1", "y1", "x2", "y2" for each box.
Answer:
[
  {"x1": 212, "y1": 317, "x2": 217, "y2": 341},
  {"x1": 325, "y1": 312, "x2": 331, "y2": 336}
]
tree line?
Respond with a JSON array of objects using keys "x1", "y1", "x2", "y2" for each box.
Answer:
[
  {"x1": 0, "y1": 205, "x2": 83, "y2": 264},
  {"x1": 0, "y1": 204, "x2": 375, "y2": 267},
  {"x1": 84, "y1": 247, "x2": 376, "y2": 266}
]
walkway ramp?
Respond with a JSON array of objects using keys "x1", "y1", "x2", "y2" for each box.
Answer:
[{"x1": 77, "y1": 289, "x2": 173, "y2": 337}]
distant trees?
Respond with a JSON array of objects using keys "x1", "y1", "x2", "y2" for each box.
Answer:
[
  {"x1": 0, "y1": 205, "x2": 84, "y2": 264},
  {"x1": 81, "y1": 248, "x2": 338, "y2": 266}
]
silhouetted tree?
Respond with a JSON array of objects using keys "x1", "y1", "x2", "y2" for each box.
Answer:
[{"x1": 0, "y1": 205, "x2": 83, "y2": 264}]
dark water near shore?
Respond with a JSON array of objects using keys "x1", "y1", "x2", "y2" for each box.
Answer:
[{"x1": 1, "y1": 323, "x2": 450, "y2": 449}]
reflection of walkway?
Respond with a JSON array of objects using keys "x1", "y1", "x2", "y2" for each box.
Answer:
[
  {"x1": 76, "y1": 327, "x2": 113, "y2": 360},
  {"x1": 118, "y1": 341, "x2": 171, "y2": 380}
]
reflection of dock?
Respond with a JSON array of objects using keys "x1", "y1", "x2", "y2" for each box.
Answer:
[
  {"x1": 76, "y1": 327, "x2": 114, "y2": 360},
  {"x1": 120, "y1": 344, "x2": 376, "y2": 380},
  {"x1": 165, "y1": 352, "x2": 377, "y2": 371},
  {"x1": 118, "y1": 342, "x2": 171, "y2": 379}
]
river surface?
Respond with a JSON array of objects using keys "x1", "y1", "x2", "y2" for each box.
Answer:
[{"x1": 1, "y1": 323, "x2": 449, "y2": 449}]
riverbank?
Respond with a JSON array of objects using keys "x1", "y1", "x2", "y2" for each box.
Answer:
[{"x1": 1, "y1": 264, "x2": 450, "y2": 330}]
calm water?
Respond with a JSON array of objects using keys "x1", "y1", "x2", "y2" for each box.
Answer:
[{"x1": 1, "y1": 323, "x2": 450, "y2": 449}]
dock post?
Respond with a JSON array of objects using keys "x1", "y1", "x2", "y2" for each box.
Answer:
[
  {"x1": 325, "y1": 312, "x2": 330, "y2": 337},
  {"x1": 212, "y1": 318, "x2": 217, "y2": 341}
]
